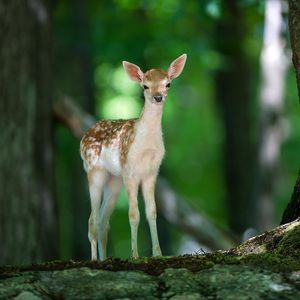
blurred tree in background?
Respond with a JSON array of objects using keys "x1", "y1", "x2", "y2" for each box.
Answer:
[
  {"x1": 214, "y1": 0, "x2": 258, "y2": 236},
  {"x1": 0, "y1": 0, "x2": 57, "y2": 264},
  {"x1": 1, "y1": 0, "x2": 300, "y2": 264}
]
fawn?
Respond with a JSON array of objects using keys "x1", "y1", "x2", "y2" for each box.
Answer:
[{"x1": 80, "y1": 54, "x2": 187, "y2": 260}]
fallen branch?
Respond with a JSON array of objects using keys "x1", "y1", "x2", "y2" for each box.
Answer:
[
  {"x1": 156, "y1": 178, "x2": 238, "y2": 250},
  {"x1": 53, "y1": 96, "x2": 238, "y2": 250}
]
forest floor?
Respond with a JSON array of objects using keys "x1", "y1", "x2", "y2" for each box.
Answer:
[{"x1": 1, "y1": 219, "x2": 300, "y2": 300}]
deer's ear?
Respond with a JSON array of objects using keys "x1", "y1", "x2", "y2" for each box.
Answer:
[
  {"x1": 123, "y1": 61, "x2": 144, "y2": 83},
  {"x1": 168, "y1": 54, "x2": 187, "y2": 80}
]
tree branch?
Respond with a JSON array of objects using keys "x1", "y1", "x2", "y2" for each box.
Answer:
[
  {"x1": 156, "y1": 178, "x2": 238, "y2": 250},
  {"x1": 53, "y1": 96, "x2": 95, "y2": 139}
]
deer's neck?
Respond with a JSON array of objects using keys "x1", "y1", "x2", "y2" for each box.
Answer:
[{"x1": 137, "y1": 100, "x2": 163, "y2": 136}]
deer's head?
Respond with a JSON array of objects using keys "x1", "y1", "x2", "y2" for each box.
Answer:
[{"x1": 123, "y1": 54, "x2": 187, "y2": 105}]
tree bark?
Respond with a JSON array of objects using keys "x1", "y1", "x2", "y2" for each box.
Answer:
[{"x1": 0, "y1": 0, "x2": 57, "y2": 264}]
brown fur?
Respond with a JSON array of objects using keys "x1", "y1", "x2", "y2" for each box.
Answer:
[
  {"x1": 80, "y1": 119, "x2": 137, "y2": 168},
  {"x1": 144, "y1": 69, "x2": 168, "y2": 81}
]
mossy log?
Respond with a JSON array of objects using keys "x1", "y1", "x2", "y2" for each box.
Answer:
[{"x1": 1, "y1": 219, "x2": 299, "y2": 300}]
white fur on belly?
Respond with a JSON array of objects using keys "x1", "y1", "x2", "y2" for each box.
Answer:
[{"x1": 99, "y1": 146, "x2": 122, "y2": 176}]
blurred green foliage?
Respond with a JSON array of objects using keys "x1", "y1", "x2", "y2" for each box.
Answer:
[{"x1": 53, "y1": 0, "x2": 300, "y2": 259}]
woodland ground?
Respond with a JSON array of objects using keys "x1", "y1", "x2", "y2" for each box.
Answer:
[{"x1": 1, "y1": 219, "x2": 300, "y2": 300}]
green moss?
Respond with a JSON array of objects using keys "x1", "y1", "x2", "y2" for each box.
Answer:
[
  {"x1": 207, "y1": 251, "x2": 240, "y2": 265},
  {"x1": 1, "y1": 248, "x2": 299, "y2": 279},
  {"x1": 240, "y1": 253, "x2": 300, "y2": 273},
  {"x1": 275, "y1": 226, "x2": 300, "y2": 257}
]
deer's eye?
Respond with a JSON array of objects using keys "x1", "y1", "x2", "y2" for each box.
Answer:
[
  {"x1": 166, "y1": 83, "x2": 171, "y2": 88},
  {"x1": 143, "y1": 85, "x2": 149, "y2": 90}
]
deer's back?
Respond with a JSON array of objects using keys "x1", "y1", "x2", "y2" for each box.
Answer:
[{"x1": 80, "y1": 119, "x2": 137, "y2": 174}]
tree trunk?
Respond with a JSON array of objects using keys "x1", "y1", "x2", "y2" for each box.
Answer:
[
  {"x1": 256, "y1": 0, "x2": 289, "y2": 231},
  {"x1": 0, "y1": 0, "x2": 57, "y2": 264},
  {"x1": 281, "y1": 0, "x2": 300, "y2": 224},
  {"x1": 214, "y1": 1, "x2": 256, "y2": 236},
  {"x1": 289, "y1": 0, "x2": 300, "y2": 98},
  {"x1": 71, "y1": 0, "x2": 94, "y2": 260},
  {"x1": 281, "y1": 172, "x2": 300, "y2": 224},
  {"x1": 54, "y1": 0, "x2": 95, "y2": 260}
]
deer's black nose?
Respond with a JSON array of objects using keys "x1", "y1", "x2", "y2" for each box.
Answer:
[{"x1": 154, "y1": 95, "x2": 163, "y2": 103}]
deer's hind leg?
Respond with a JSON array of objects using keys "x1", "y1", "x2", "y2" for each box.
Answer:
[
  {"x1": 98, "y1": 175, "x2": 122, "y2": 260},
  {"x1": 87, "y1": 167, "x2": 108, "y2": 260}
]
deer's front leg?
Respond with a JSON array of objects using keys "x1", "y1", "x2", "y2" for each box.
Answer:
[
  {"x1": 142, "y1": 175, "x2": 162, "y2": 257},
  {"x1": 124, "y1": 177, "x2": 140, "y2": 258}
]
